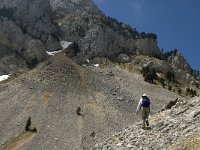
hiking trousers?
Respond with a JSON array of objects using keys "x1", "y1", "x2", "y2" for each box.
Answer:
[{"x1": 141, "y1": 107, "x2": 150, "y2": 127}]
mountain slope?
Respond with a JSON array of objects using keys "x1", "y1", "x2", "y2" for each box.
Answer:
[
  {"x1": 0, "y1": 0, "x2": 160, "y2": 74},
  {"x1": 92, "y1": 96, "x2": 200, "y2": 150},
  {"x1": 0, "y1": 0, "x2": 199, "y2": 149},
  {"x1": 0, "y1": 0, "x2": 199, "y2": 88},
  {"x1": 0, "y1": 54, "x2": 180, "y2": 150}
]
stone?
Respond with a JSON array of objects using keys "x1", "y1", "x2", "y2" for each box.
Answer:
[{"x1": 92, "y1": 97, "x2": 200, "y2": 150}]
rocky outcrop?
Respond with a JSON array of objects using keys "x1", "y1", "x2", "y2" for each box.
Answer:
[
  {"x1": 0, "y1": 18, "x2": 26, "y2": 74},
  {"x1": 0, "y1": 0, "x2": 161, "y2": 75},
  {"x1": 167, "y1": 50, "x2": 199, "y2": 84},
  {"x1": 92, "y1": 96, "x2": 200, "y2": 150},
  {"x1": 0, "y1": 0, "x2": 61, "y2": 48},
  {"x1": 49, "y1": 0, "x2": 161, "y2": 62},
  {"x1": 0, "y1": 0, "x2": 198, "y2": 84},
  {"x1": 167, "y1": 51, "x2": 191, "y2": 72},
  {"x1": 0, "y1": 0, "x2": 60, "y2": 74},
  {"x1": 135, "y1": 38, "x2": 160, "y2": 55},
  {"x1": 50, "y1": 0, "x2": 101, "y2": 14},
  {"x1": 0, "y1": 17, "x2": 48, "y2": 74}
]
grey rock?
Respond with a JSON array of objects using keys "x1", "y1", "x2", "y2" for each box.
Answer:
[
  {"x1": 24, "y1": 39, "x2": 48, "y2": 62},
  {"x1": 116, "y1": 53, "x2": 131, "y2": 63},
  {"x1": 46, "y1": 35, "x2": 62, "y2": 51},
  {"x1": 0, "y1": 0, "x2": 198, "y2": 88},
  {"x1": 92, "y1": 96, "x2": 200, "y2": 150}
]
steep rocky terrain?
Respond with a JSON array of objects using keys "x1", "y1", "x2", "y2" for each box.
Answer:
[
  {"x1": 0, "y1": 54, "x2": 180, "y2": 150},
  {"x1": 0, "y1": 0, "x2": 200, "y2": 150},
  {"x1": 0, "y1": 0, "x2": 199, "y2": 87},
  {"x1": 0, "y1": 0, "x2": 199, "y2": 86},
  {"x1": 0, "y1": 0, "x2": 160, "y2": 74},
  {"x1": 92, "y1": 96, "x2": 200, "y2": 150}
]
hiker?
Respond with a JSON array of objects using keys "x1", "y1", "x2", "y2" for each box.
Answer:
[{"x1": 136, "y1": 93, "x2": 151, "y2": 129}]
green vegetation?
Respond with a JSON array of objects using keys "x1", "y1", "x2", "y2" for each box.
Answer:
[
  {"x1": 178, "y1": 88, "x2": 182, "y2": 95},
  {"x1": 166, "y1": 71, "x2": 175, "y2": 83},
  {"x1": 26, "y1": 57, "x2": 38, "y2": 69},
  {"x1": 76, "y1": 107, "x2": 83, "y2": 116},
  {"x1": 25, "y1": 117, "x2": 37, "y2": 133},
  {"x1": 81, "y1": 14, "x2": 157, "y2": 40},
  {"x1": 159, "y1": 78, "x2": 166, "y2": 87},
  {"x1": 186, "y1": 87, "x2": 197, "y2": 97},
  {"x1": 25, "y1": 117, "x2": 31, "y2": 131},
  {"x1": 141, "y1": 65, "x2": 157, "y2": 83},
  {"x1": 168, "y1": 85, "x2": 172, "y2": 91},
  {"x1": 162, "y1": 49, "x2": 178, "y2": 60},
  {"x1": 138, "y1": 32, "x2": 157, "y2": 40},
  {"x1": 0, "y1": 7, "x2": 16, "y2": 19}
]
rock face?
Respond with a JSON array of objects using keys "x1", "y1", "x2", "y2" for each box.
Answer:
[
  {"x1": 92, "y1": 96, "x2": 200, "y2": 150},
  {"x1": 0, "y1": 1, "x2": 199, "y2": 150},
  {"x1": 168, "y1": 51, "x2": 198, "y2": 82},
  {"x1": 1, "y1": 0, "x2": 160, "y2": 65},
  {"x1": 0, "y1": 0, "x2": 61, "y2": 75},
  {"x1": 0, "y1": 0, "x2": 60, "y2": 46},
  {"x1": 0, "y1": 0, "x2": 197, "y2": 84},
  {"x1": 168, "y1": 51, "x2": 191, "y2": 71},
  {"x1": 51, "y1": 0, "x2": 160, "y2": 61},
  {"x1": 0, "y1": 18, "x2": 27, "y2": 75}
]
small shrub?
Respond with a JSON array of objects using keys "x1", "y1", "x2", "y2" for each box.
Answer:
[
  {"x1": 159, "y1": 78, "x2": 166, "y2": 87},
  {"x1": 25, "y1": 117, "x2": 37, "y2": 133},
  {"x1": 178, "y1": 88, "x2": 182, "y2": 95},
  {"x1": 195, "y1": 83, "x2": 200, "y2": 89},
  {"x1": 141, "y1": 66, "x2": 157, "y2": 83},
  {"x1": 31, "y1": 127, "x2": 37, "y2": 133},
  {"x1": 76, "y1": 107, "x2": 82, "y2": 116},
  {"x1": 25, "y1": 117, "x2": 31, "y2": 131},
  {"x1": 166, "y1": 71, "x2": 175, "y2": 83},
  {"x1": 186, "y1": 87, "x2": 197, "y2": 97},
  {"x1": 26, "y1": 57, "x2": 38, "y2": 69},
  {"x1": 168, "y1": 85, "x2": 172, "y2": 91}
]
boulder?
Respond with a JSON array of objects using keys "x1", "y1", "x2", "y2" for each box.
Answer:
[{"x1": 24, "y1": 39, "x2": 48, "y2": 63}]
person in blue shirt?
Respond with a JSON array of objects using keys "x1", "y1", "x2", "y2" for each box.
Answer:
[{"x1": 136, "y1": 93, "x2": 151, "y2": 129}]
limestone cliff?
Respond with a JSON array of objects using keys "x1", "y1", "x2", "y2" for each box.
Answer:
[{"x1": 0, "y1": 0, "x2": 161, "y2": 75}]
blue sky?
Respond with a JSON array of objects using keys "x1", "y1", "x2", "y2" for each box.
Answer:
[{"x1": 94, "y1": 0, "x2": 200, "y2": 71}]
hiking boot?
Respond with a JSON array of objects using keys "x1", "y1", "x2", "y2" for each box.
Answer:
[{"x1": 146, "y1": 120, "x2": 149, "y2": 126}]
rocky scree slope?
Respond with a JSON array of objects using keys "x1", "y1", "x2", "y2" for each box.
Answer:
[
  {"x1": 0, "y1": 54, "x2": 180, "y2": 150},
  {"x1": 92, "y1": 96, "x2": 200, "y2": 150}
]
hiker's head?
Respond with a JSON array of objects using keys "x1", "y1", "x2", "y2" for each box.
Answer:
[{"x1": 142, "y1": 93, "x2": 147, "y2": 97}]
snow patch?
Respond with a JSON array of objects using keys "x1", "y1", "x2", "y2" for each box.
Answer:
[
  {"x1": 60, "y1": 41, "x2": 72, "y2": 49},
  {"x1": 86, "y1": 59, "x2": 90, "y2": 63},
  {"x1": 46, "y1": 50, "x2": 63, "y2": 56},
  {"x1": 0, "y1": 74, "x2": 11, "y2": 82},
  {"x1": 46, "y1": 40, "x2": 72, "y2": 56},
  {"x1": 94, "y1": 64, "x2": 99, "y2": 67},
  {"x1": 82, "y1": 64, "x2": 87, "y2": 67},
  {"x1": 156, "y1": 73, "x2": 161, "y2": 77}
]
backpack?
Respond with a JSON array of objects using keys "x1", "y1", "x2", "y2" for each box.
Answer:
[{"x1": 141, "y1": 97, "x2": 150, "y2": 107}]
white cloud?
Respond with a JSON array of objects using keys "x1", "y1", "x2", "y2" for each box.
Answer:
[{"x1": 130, "y1": 0, "x2": 146, "y2": 17}]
